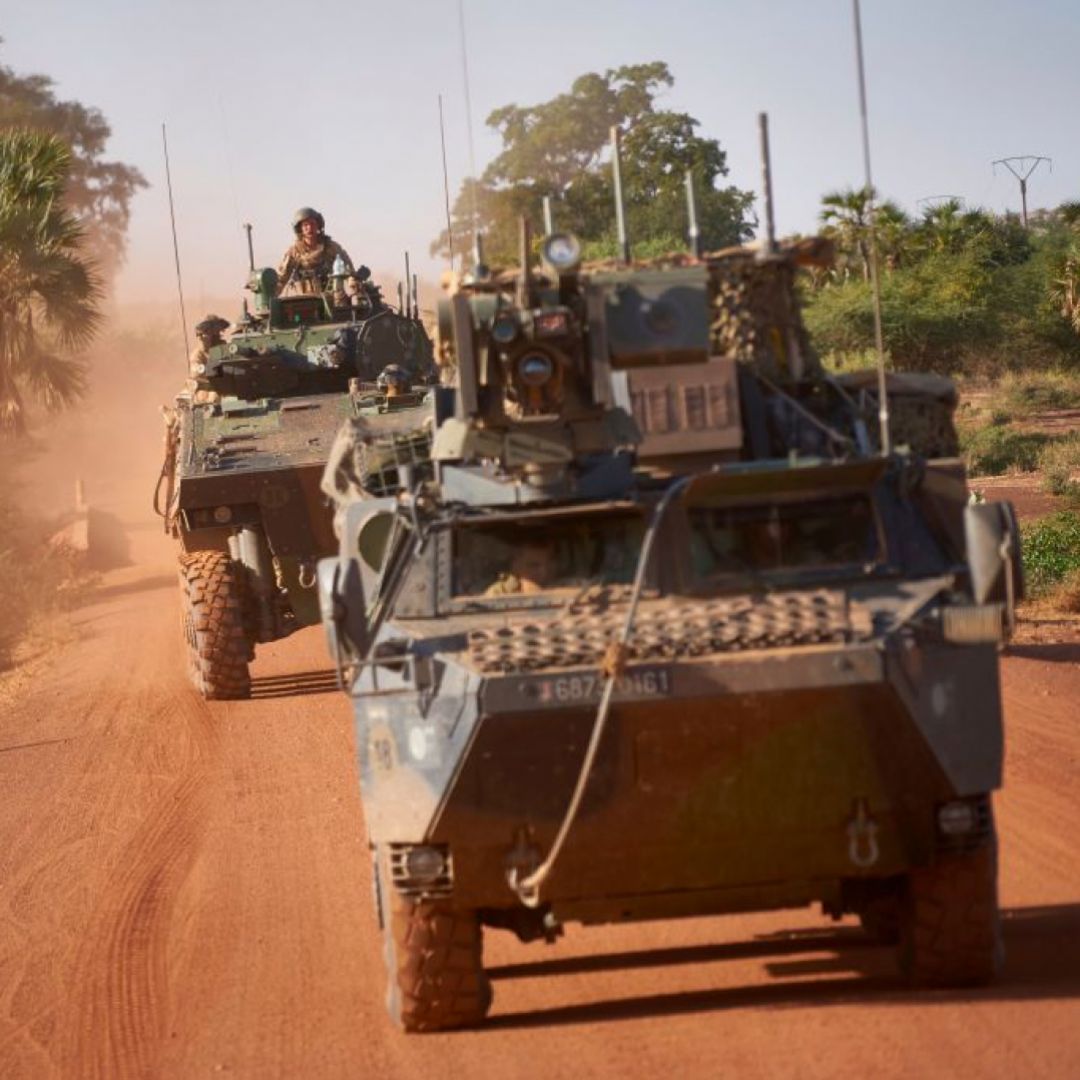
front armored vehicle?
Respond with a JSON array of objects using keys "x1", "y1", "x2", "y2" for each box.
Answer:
[
  {"x1": 319, "y1": 223, "x2": 1021, "y2": 1031},
  {"x1": 159, "y1": 259, "x2": 435, "y2": 699}
]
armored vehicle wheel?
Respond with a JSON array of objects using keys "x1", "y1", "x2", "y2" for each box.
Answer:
[
  {"x1": 382, "y1": 888, "x2": 491, "y2": 1032},
  {"x1": 178, "y1": 550, "x2": 252, "y2": 700},
  {"x1": 898, "y1": 842, "x2": 1003, "y2": 987}
]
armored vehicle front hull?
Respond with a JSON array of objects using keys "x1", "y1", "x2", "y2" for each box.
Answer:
[{"x1": 358, "y1": 628, "x2": 1001, "y2": 911}]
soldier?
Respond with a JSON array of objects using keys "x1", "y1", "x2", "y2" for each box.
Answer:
[
  {"x1": 484, "y1": 540, "x2": 558, "y2": 596},
  {"x1": 376, "y1": 364, "x2": 410, "y2": 398},
  {"x1": 277, "y1": 207, "x2": 355, "y2": 295},
  {"x1": 187, "y1": 315, "x2": 229, "y2": 403}
]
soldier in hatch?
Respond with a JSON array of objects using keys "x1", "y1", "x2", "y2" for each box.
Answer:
[
  {"x1": 376, "y1": 364, "x2": 410, "y2": 399},
  {"x1": 186, "y1": 314, "x2": 229, "y2": 403},
  {"x1": 277, "y1": 207, "x2": 356, "y2": 295},
  {"x1": 484, "y1": 540, "x2": 559, "y2": 596}
]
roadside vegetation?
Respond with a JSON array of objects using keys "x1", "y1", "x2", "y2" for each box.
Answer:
[
  {"x1": 1021, "y1": 511, "x2": 1080, "y2": 609},
  {"x1": 0, "y1": 51, "x2": 143, "y2": 669}
]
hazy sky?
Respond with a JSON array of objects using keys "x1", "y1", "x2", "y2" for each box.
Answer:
[{"x1": 3, "y1": 0, "x2": 1077, "y2": 309}]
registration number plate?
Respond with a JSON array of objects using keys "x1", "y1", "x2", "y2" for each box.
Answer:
[{"x1": 529, "y1": 666, "x2": 673, "y2": 706}]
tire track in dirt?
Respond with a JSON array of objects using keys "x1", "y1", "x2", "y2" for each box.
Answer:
[{"x1": 69, "y1": 684, "x2": 217, "y2": 1079}]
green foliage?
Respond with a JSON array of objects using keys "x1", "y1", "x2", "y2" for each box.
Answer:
[
  {"x1": 0, "y1": 129, "x2": 101, "y2": 434},
  {"x1": 432, "y1": 62, "x2": 754, "y2": 266},
  {"x1": 1038, "y1": 433, "x2": 1080, "y2": 497},
  {"x1": 0, "y1": 45, "x2": 146, "y2": 277},
  {"x1": 804, "y1": 202, "x2": 1080, "y2": 374},
  {"x1": 1020, "y1": 511, "x2": 1080, "y2": 596},
  {"x1": 959, "y1": 425, "x2": 1048, "y2": 476}
]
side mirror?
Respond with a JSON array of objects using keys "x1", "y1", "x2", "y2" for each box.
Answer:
[{"x1": 964, "y1": 501, "x2": 1025, "y2": 628}]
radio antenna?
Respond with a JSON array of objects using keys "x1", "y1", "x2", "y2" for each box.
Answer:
[
  {"x1": 457, "y1": 0, "x2": 481, "y2": 259},
  {"x1": 543, "y1": 195, "x2": 554, "y2": 235},
  {"x1": 243, "y1": 222, "x2": 255, "y2": 272},
  {"x1": 758, "y1": 113, "x2": 778, "y2": 256},
  {"x1": 852, "y1": 0, "x2": 891, "y2": 456},
  {"x1": 611, "y1": 125, "x2": 631, "y2": 265},
  {"x1": 161, "y1": 123, "x2": 190, "y2": 366},
  {"x1": 438, "y1": 94, "x2": 455, "y2": 271},
  {"x1": 684, "y1": 170, "x2": 702, "y2": 258}
]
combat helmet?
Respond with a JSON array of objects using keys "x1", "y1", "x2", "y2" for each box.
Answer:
[
  {"x1": 376, "y1": 364, "x2": 409, "y2": 395},
  {"x1": 292, "y1": 206, "x2": 325, "y2": 234},
  {"x1": 195, "y1": 314, "x2": 230, "y2": 335}
]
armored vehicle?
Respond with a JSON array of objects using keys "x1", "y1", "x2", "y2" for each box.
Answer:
[
  {"x1": 159, "y1": 261, "x2": 435, "y2": 699},
  {"x1": 318, "y1": 221, "x2": 1020, "y2": 1031}
]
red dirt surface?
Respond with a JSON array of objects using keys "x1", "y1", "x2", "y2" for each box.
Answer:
[{"x1": 0, "y1": 369, "x2": 1078, "y2": 1077}]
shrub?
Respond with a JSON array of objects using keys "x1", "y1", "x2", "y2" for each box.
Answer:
[
  {"x1": 1038, "y1": 434, "x2": 1080, "y2": 497},
  {"x1": 960, "y1": 425, "x2": 1048, "y2": 476},
  {"x1": 0, "y1": 483, "x2": 79, "y2": 669},
  {"x1": 1000, "y1": 370, "x2": 1080, "y2": 415},
  {"x1": 1050, "y1": 568, "x2": 1080, "y2": 613},
  {"x1": 1021, "y1": 511, "x2": 1080, "y2": 596}
]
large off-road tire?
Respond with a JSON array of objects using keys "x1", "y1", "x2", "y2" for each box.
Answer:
[
  {"x1": 382, "y1": 888, "x2": 492, "y2": 1032},
  {"x1": 898, "y1": 842, "x2": 1003, "y2": 987},
  {"x1": 178, "y1": 550, "x2": 252, "y2": 700}
]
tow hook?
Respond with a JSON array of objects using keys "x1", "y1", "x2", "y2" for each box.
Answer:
[
  {"x1": 847, "y1": 797, "x2": 880, "y2": 868},
  {"x1": 505, "y1": 827, "x2": 542, "y2": 909}
]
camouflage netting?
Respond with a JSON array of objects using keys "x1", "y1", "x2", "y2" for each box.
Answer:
[{"x1": 707, "y1": 248, "x2": 823, "y2": 383}]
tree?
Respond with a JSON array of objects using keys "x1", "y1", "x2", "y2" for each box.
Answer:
[
  {"x1": 820, "y1": 186, "x2": 873, "y2": 281},
  {"x1": 0, "y1": 44, "x2": 146, "y2": 278},
  {"x1": 0, "y1": 129, "x2": 101, "y2": 434},
  {"x1": 432, "y1": 62, "x2": 754, "y2": 265}
]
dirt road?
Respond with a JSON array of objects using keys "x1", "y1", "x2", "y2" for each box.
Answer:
[{"x1": 1, "y1": 522, "x2": 1078, "y2": 1078}]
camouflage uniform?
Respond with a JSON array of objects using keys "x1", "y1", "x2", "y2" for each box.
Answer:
[
  {"x1": 277, "y1": 236, "x2": 354, "y2": 295},
  {"x1": 186, "y1": 315, "x2": 228, "y2": 404}
]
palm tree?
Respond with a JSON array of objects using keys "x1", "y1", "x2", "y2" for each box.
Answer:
[
  {"x1": 0, "y1": 129, "x2": 101, "y2": 435},
  {"x1": 875, "y1": 200, "x2": 912, "y2": 271},
  {"x1": 820, "y1": 186, "x2": 873, "y2": 281}
]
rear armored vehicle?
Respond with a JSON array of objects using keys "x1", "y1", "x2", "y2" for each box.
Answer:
[
  {"x1": 159, "y1": 256, "x2": 435, "y2": 699},
  {"x1": 319, "y1": 211, "x2": 1020, "y2": 1030}
]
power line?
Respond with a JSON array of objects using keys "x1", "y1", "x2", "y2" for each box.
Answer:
[{"x1": 991, "y1": 156, "x2": 1051, "y2": 227}]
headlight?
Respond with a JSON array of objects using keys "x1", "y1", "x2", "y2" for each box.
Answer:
[
  {"x1": 404, "y1": 846, "x2": 447, "y2": 883},
  {"x1": 540, "y1": 231, "x2": 582, "y2": 273},
  {"x1": 517, "y1": 351, "x2": 554, "y2": 387},
  {"x1": 491, "y1": 312, "x2": 519, "y2": 344}
]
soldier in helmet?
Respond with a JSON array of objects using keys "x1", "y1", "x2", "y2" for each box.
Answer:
[
  {"x1": 186, "y1": 314, "x2": 229, "y2": 402},
  {"x1": 376, "y1": 364, "x2": 410, "y2": 398},
  {"x1": 277, "y1": 207, "x2": 355, "y2": 295}
]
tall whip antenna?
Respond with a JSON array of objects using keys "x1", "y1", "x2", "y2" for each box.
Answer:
[
  {"x1": 161, "y1": 123, "x2": 190, "y2": 366},
  {"x1": 457, "y1": 0, "x2": 481, "y2": 259},
  {"x1": 851, "y1": 0, "x2": 890, "y2": 456},
  {"x1": 438, "y1": 94, "x2": 455, "y2": 272}
]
